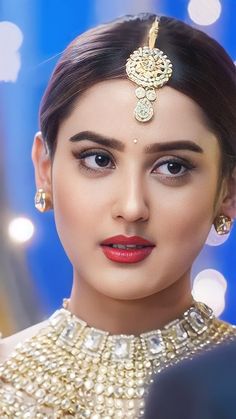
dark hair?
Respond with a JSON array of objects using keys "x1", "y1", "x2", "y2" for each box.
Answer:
[{"x1": 40, "y1": 13, "x2": 236, "y2": 176}]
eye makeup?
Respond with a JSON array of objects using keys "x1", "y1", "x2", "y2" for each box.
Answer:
[{"x1": 71, "y1": 147, "x2": 197, "y2": 183}]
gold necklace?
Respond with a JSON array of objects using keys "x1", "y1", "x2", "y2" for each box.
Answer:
[{"x1": 0, "y1": 301, "x2": 235, "y2": 418}]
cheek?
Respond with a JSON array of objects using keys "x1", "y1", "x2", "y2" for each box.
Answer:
[
  {"x1": 154, "y1": 177, "x2": 217, "y2": 262},
  {"x1": 51, "y1": 164, "x2": 107, "y2": 259}
]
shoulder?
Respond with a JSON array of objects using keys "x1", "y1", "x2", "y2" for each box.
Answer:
[
  {"x1": 145, "y1": 337, "x2": 236, "y2": 419},
  {"x1": 0, "y1": 320, "x2": 49, "y2": 364}
]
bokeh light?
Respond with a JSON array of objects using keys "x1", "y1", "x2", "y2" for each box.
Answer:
[
  {"x1": 188, "y1": 0, "x2": 222, "y2": 25},
  {"x1": 192, "y1": 269, "x2": 227, "y2": 316},
  {"x1": 8, "y1": 217, "x2": 35, "y2": 244},
  {"x1": 0, "y1": 21, "x2": 23, "y2": 82},
  {"x1": 206, "y1": 224, "x2": 230, "y2": 246}
]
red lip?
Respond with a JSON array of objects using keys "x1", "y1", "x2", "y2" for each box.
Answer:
[
  {"x1": 100, "y1": 235, "x2": 155, "y2": 264},
  {"x1": 101, "y1": 235, "x2": 155, "y2": 246}
]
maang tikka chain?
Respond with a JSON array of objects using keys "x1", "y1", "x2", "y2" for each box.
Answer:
[{"x1": 126, "y1": 17, "x2": 173, "y2": 123}]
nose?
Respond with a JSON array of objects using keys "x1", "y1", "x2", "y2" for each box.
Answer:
[{"x1": 111, "y1": 172, "x2": 150, "y2": 223}]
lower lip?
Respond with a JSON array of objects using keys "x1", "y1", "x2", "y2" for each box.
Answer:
[{"x1": 101, "y1": 245, "x2": 154, "y2": 263}]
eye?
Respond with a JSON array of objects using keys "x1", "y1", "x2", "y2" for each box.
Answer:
[
  {"x1": 85, "y1": 153, "x2": 111, "y2": 169},
  {"x1": 152, "y1": 158, "x2": 194, "y2": 177},
  {"x1": 72, "y1": 149, "x2": 115, "y2": 172}
]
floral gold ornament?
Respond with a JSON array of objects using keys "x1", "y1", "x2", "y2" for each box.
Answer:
[
  {"x1": 126, "y1": 17, "x2": 173, "y2": 122},
  {"x1": 34, "y1": 188, "x2": 52, "y2": 212},
  {"x1": 0, "y1": 301, "x2": 236, "y2": 417},
  {"x1": 214, "y1": 214, "x2": 233, "y2": 235}
]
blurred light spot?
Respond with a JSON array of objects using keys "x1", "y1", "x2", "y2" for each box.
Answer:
[
  {"x1": 8, "y1": 217, "x2": 35, "y2": 243},
  {"x1": 206, "y1": 224, "x2": 230, "y2": 246},
  {"x1": 0, "y1": 21, "x2": 23, "y2": 82},
  {"x1": 188, "y1": 0, "x2": 222, "y2": 25},
  {"x1": 192, "y1": 269, "x2": 227, "y2": 316}
]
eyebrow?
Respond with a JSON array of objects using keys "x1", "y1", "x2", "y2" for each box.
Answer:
[{"x1": 69, "y1": 130, "x2": 204, "y2": 154}]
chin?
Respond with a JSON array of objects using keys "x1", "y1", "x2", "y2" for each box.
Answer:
[{"x1": 92, "y1": 280, "x2": 166, "y2": 301}]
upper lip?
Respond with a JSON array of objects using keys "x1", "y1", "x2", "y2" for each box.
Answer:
[{"x1": 101, "y1": 235, "x2": 155, "y2": 246}]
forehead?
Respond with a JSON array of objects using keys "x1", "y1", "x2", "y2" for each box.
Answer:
[{"x1": 58, "y1": 79, "x2": 217, "y2": 150}]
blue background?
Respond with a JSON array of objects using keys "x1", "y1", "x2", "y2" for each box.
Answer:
[{"x1": 0, "y1": 0, "x2": 235, "y2": 326}]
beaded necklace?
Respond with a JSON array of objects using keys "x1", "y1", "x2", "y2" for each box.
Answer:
[{"x1": 0, "y1": 301, "x2": 235, "y2": 418}]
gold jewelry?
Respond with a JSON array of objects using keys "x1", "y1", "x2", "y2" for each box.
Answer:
[
  {"x1": 214, "y1": 214, "x2": 233, "y2": 235},
  {"x1": 34, "y1": 188, "x2": 52, "y2": 212},
  {"x1": 0, "y1": 301, "x2": 235, "y2": 418},
  {"x1": 126, "y1": 17, "x2": 173, "y2": 123}
]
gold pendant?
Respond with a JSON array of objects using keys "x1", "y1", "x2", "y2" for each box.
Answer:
[{"x1": 126, "y1": 18, "x2": 173, "y2": 123}]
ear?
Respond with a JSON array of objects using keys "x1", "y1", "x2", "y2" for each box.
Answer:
[
  {"x1": 218, "y1": 167, "x2": 236, "y2": 219},
  {"x1": 31, "y1": 132, "x2": 52, "y2": 196}
]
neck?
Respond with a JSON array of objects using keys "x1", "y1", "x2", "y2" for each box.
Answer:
[{"x1": 68, "y1": 272, "x2": 193, "y2": 335}]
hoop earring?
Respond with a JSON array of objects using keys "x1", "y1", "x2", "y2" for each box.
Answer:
[
  {"x1": 213, "y1": 214, "x2": 233, "y2": 236},
  {"x1": 34, "y1": 188, "x2": 52, "y2": 212}
]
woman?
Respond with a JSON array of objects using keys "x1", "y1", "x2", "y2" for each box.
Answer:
[{"x1": 0, "y1": 13, "x2": 236, "y2": 418}]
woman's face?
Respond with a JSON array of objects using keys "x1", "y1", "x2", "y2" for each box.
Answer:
[{"x1": 38, "y1": 80, "x2": 223, "y2": 300}]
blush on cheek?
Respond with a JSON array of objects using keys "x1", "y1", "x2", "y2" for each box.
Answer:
[{"x1": 160, "y1": 200, "x2": 213, "y2": 263}]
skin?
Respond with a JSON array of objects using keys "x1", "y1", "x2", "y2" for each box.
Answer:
[{"x1": 31, "y1": 80, "x2": 235, "y2": 335}]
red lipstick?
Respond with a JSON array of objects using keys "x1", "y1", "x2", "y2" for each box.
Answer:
[{"x1": 100, "y1": 235, "x2": 155, "y2": 264}]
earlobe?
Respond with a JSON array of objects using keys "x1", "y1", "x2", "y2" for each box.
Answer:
[
  {"x1": 31, "y1": 131, "x2": 52, "y2": 194},
  {"x1": 219, "y1": 168, "x2": 236, "y2": 219}
]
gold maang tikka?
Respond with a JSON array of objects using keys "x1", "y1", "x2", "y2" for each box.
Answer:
[{"x1": 126, "y1": 17, "x2": 173, "y2": 122}]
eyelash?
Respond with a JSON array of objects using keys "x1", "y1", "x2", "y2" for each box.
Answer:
[{"x1": 72, "y1": 149, "x2": 196, "y2": 180}]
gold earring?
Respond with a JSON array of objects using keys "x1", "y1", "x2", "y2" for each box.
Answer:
[
  {"x1": 34, "y1": 188, "x2": 52, "y2": 212},
  {"x1": 214, "y1": 214, "x2": 233, "y2": 235}
]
